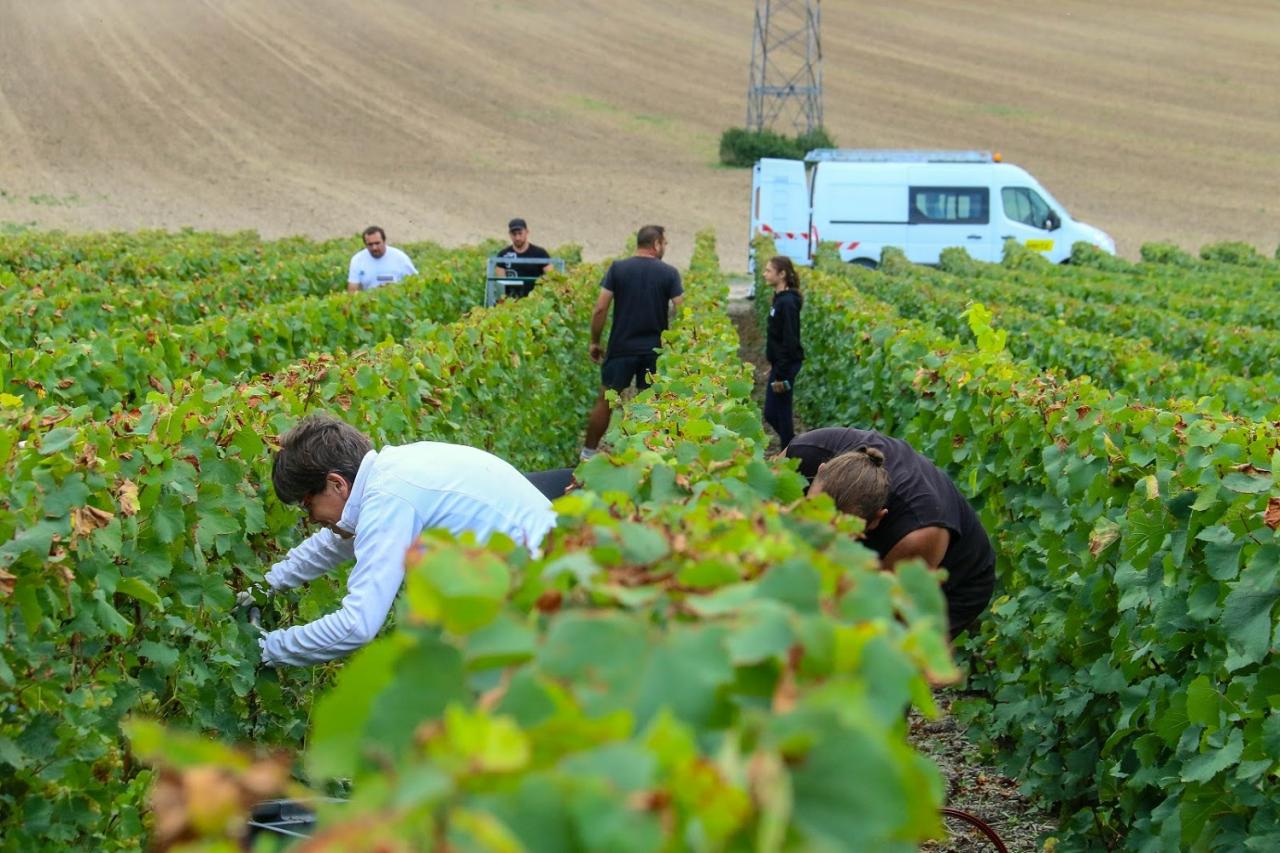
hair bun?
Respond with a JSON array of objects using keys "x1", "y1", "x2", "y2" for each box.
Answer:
[{"x1": 858, "y1": 446, "x2": 886, "y2": 467}]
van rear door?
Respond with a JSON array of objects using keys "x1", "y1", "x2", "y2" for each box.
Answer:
[{"x1": 751, "y1": 158, "x2": 811, "y2": 268}]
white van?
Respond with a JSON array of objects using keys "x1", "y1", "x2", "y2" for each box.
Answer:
[{"x1": 749, "y1": 149, "x2": 1115, "y2": 268}]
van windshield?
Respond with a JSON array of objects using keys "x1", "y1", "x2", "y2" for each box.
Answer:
[{"x1": 1002, "y1": 187, "x2": 1054, "y2": 230}]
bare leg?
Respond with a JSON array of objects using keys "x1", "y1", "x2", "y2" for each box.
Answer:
[{"x1": 584, "y1": 387, "x2": 612, "y2": 450}]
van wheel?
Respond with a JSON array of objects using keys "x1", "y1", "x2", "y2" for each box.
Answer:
[{"x1": 850, "y1": 258, "x2": 878, "y2": 270}]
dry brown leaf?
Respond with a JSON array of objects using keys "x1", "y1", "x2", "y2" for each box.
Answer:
[
  {"x1": 116, "y1": 480, "x2": 141, "y2": 516},
  {"x1": 1265, "y1": 497, "x2": 1280, "y2": 531},
  {"x1": 77, "y1": 443, "x2": 100, "y2": 470},
  {"x1": 71, "y1": 505, "x2": 115, "y2": 539},
  {"x1": 238, "y1": 755, "x2": 292, "y2": 799},
  {"x1": 182, "y1": 767, "x2": 243, "y2": 837},
  {"x1": 148, "y1": 756, "x2": 292, "y2": 852},
  {"x1": 298, "y1": 818, "x2": 415, "y2": 853},
  {"x1": 626, "y1": 789, "x2": 672, "y2": 813},
  {"x1": 148, "y1": 770, "x2": 191, "y2": 849},
  {"x1": 534, "y1": 589, "x2": 562, "y2": 614},
  {"x1": 0, "y1": 568, "x2": 15, "y2": 598}
]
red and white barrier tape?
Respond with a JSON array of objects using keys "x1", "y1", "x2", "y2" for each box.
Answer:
[{"x1": 758, "y1": 224, "x2": 860, "y2": 252}]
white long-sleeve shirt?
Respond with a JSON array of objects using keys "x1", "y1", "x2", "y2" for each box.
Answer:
[{"x1": 259, "y1": 442, "x2": 556, "y2": 667}]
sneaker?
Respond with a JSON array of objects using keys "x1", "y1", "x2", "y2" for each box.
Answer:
[{"x1": 579, "y1": 446, "x2": 599, "y2": 461}]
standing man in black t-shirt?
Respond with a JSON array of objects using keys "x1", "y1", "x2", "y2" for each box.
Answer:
[
  {"x1": 495, "y1": 218, "x2": 553, "y2": 299},
  {"x1": 581, "y1": 224, "x2": 684, "y2": 460},
  {"x1": 785, "y1": 427, "x2": 997, "y2": 638}
]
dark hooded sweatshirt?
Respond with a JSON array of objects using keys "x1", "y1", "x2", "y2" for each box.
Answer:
[{"x1": 766, "y1": 288, "x2": 804, "y2": 373}]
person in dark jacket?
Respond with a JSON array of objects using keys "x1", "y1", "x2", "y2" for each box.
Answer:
[
  {"x1": 763, "y1": 255, "x2": 804, "y2": 448},
  {"x1": 786, "y1": 427, "x2": 997, "y2": 638}
]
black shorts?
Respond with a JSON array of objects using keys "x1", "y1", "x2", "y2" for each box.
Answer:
[
  {"x1": 945, "y1": 560, "x2": 996, "y2": 639},
  {"x1": 523, "y1": 467, "x2": 576, "y2": 500},
  {"x1": 601, "y1": 353, "x2": 659, "y2": 391}
]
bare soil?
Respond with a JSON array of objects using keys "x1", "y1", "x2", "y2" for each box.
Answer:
[
  {"x1": 1, "y1": 1, "x2": 1277, "y2": 268},
  {"x1": 911, "y1": 697, "x2": 1056, "y2": 853}
]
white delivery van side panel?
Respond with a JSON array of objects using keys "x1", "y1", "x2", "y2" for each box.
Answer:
[
  {"x1": 750, "y1": 158, "x2": 812, "y2": 269},
  {"x1": 901, "y1": 164, "x2": 997, "y2": 263},
  {"x1": 811, "y1": 163, "x2": 908, "y2": 266}
]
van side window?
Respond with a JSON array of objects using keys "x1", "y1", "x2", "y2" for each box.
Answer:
[
  {"x1": 1002, "y1": 187, "x2": 1053, "y2": 230},
  {"x1": 908, "y1": 187, "x2": 989, "y2": 225}
]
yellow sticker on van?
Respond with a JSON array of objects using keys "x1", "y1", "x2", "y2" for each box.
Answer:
[{"x1": 1026, "y1": 239, "x2": 1054, "y2": 252}]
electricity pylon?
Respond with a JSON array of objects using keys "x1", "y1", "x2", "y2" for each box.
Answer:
[{"x1": 746, "y1": 0, "x2": 823, "y2": 135}]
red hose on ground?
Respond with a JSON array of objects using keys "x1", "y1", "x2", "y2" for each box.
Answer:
[{"x1": 939, "y1": 807, "x2": 1009, "y2": 852}]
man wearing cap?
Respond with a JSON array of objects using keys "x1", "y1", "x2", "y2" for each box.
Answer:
[
  {"x1": 494, "y1": 218, "x2": 553, "y2": 299},
  {"x1": 348, "y1": 226, "x2": 418, "y2": 293}
]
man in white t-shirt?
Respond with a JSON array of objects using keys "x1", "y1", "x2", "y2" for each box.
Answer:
[
  {"x1": 247, "y1": 413, "x2": 557, "y2": 667},
  {"x1": 347, "y1": 225, "x2": 418, "y2": 292}
]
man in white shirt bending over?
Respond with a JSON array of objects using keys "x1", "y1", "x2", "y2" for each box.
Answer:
[
  {"x1": 347, "y1": 225, "x2": 418, "y2": 292},
  {"x1": 254, "y1": 413, "x2": 557, "y2": 667}
]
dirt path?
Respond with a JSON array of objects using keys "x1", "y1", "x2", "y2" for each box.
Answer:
[
  {"x1": 728, "y1": 289, "x2": 1055, "y2": 851},
  {"x1": 1, "y1": 1, "x2": 1277, "y2": 268}
]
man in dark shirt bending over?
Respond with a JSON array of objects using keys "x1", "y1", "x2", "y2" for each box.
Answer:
[
  {"x1": 786, "y1": 427, "x2": 997, "y2": 638},
  {"x1": 581, "y1": 224, "x2": 684, "y2": 459},
  {"x1": 495, "y1": 217, "x2": 553, "y2": 299}
]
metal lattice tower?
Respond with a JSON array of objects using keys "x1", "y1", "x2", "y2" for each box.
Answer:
[{"x1": 746, "y1": 0, "x2": 823, "y2": 135}]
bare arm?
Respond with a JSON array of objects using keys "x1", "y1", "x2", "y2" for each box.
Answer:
[
  {"x1": 347, "y1": 281, "x2": 360, "y2": 293},
  {"x1": 589, "y1": 289, "x2": 613, "y2": 363},
  {"x1": 880, "y1": 525, "x2": 950, "y2": 572}
]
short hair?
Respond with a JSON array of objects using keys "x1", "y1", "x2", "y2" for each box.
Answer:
[
  {"x1": 636, "y1": 225, "x2": 665, "y2": 248},
  {"x1": 272, "y1": 413, "x2": 373, "y2": 505},
  {"x1": 814, "y1": 447, "x2": 891, "y2": 521},
  {"x1": 362, "y1": 226, "x2": 386, "y2": 242}
]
